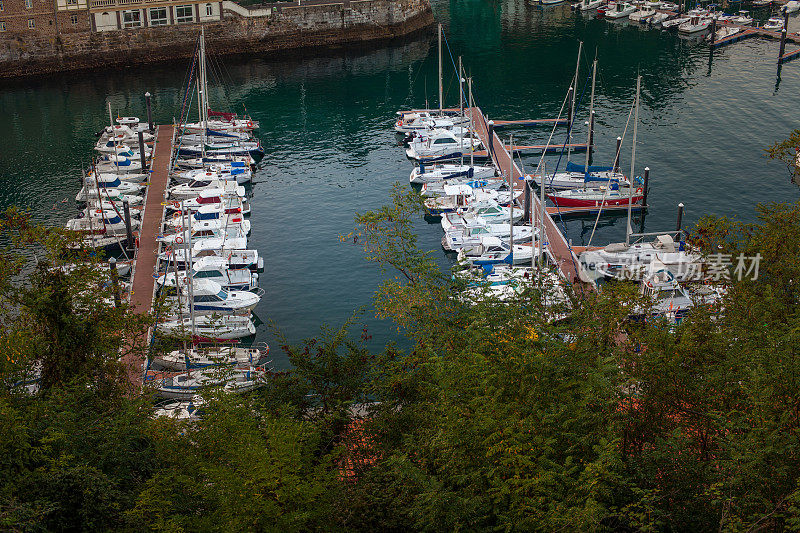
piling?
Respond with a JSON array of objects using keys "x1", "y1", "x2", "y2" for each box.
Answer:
[
  {"x1": 137, "y1": 131, "x2": 147, "y2": 172},
  {"x1": 123, "y1": 200, "x2": 134, "y2": 252},
  {"x1": 523, "y1": 180, "x2": 531, "y2": 222},
  {"x1": 784, "y1": 8, "x2": 790, "y2": 32},
  {"x1": 779, "y1": 28, "x2": 788, "y2": 62},
  {"x1": 613, "y1": 136, "x2": 622, "y2": 172},
  {"x1": 145, "y1": 92, "x2": 154, "y2": 132},
  {"x1": 642, "y1": 167, "x2": 650, "y2": 206},
  {"x1": 109, "y1": 257, "x2": 121, "y2": 308},
  {"x1": 487, "y1": 120, "x2": 495, "y2": 159},
  {"x1": 710, "y1": 17, "x2": 717, "y2": 44},
  {"x1": 675, "y1": 202, "x2": 684, "y2": 239}
]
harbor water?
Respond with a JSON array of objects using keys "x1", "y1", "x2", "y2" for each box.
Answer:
[{"x1": 1, "y1": 0, "x2": 799, "y2": 368}]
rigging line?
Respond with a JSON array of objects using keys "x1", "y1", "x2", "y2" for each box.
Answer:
[
  {"x1": 440, "y1": 30, "x2": 469, "y2": 108},
  {"x1": 587, "y1": 93, "x2": 636, "y2": 247}
]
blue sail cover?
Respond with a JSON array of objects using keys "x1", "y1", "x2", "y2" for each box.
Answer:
[{"x1": 566, "y1": 161, "x2": 613, "y2": 173}]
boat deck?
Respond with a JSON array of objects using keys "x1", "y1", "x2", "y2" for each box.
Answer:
[
  {"x1": 126, "y1": 124, "x2": 174, "y2": 387},
  {"x1": 468, "y1": 106, "x2": 593, "y2": 290}
]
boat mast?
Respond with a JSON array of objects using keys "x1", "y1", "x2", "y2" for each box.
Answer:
[
  {"x1": 459, "y1": 56, "x2": 464, "y2": 167},
  {"x1": 186, "y1": 201, "x2": 196, "y2": 341},
  {"x1": 539, "y1": 159, "x2": 545, "y2": 269},
  {"x1": 508, "y1": 134, "x2": 514, "y2": 256},
  {"x1": 468, "y1": 76, "x2": 474, "y2": 169},
  {"x1": 199, "y1": 28, "x2": 208, "y2": 160},
  {"x1": 438, "y1": 23, "x2": 443, "y2": 116},
  {"x1": 584, "y1": 57, "x2": 597, "y2": 173},
  {"x1": 568, "y1": 41, "x2": 582, "y2": 163},
  {"x1": 625, "y1": 75, "x2": 641, "y2": 246}
]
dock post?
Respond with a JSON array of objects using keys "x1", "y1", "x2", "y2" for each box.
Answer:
[
  {"x1": 642, "y1": 167, "x2": 650, "y2": 206},
  {"x1": 123, "y1": 200, "x2": 134, "y2": 253},
  {"x1": 779, "y1": 28, "x2": 787, "y2": 63},
  {"x1": 710, "y1": 17, "x2": 717, "y2": 44},
  {"x1": 487, "y1": 120, "x2": 495, "y2": 160},
  {"x1": 784, "y1": 8, "x2": 790, "y2": 35},
  {"x1": 614, "y1": 136, "x2": 622, "y2": 172},
  {"x1": 109, "y1": 257, "x2": 121, "y2": 308},
  {"x1": 588, "y1": 111, "x2": 595, "y2": 161},
  {"x1": 137, "y1": 130, "x2": 147, "y2": 173},
  {"x1": 145, "y1": 92, "x2": 154, "y2": 133},
  {"x1": 675, "y1": 202, "x2": 684, "y2": 240},
  {"x1": 523, "y1": 180, "x2": 531, "y2": 222}
]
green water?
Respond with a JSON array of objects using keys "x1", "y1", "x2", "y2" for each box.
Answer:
[{"x1": 1, "y1": 0, "x2": 799, "y2": 367}]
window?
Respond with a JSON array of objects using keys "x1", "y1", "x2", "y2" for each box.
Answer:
[
  {"x1": 70, "y1": 13, "x2": 77, "y2": 24},
  {"x1": 66, "y1": 0, "x2": 77, "y2": 5},
  {"x1": 205, "y1": 3, "x2": 212, "y2": 15},
  {"x1": 27, "y1": 18, "x2": 34, "y2": 28},
  {"x1": 0, "y1": 2, "x2": 4, "y2": 12},
  {"x1": 122, "y1": 9, "x2": 141, "y2": 28},
  {"x1": 149, "y1": 6, "x2": 167, "y2": 25},
  {"x1": 24, "y1": 0, "x2": 31, "y2": 8},
  {"x1": 0, "y1": 21, "x2": 5, "y2": 31},
  {"x1": 175, "y1": 4, "x2": 193, "y2": 23}
]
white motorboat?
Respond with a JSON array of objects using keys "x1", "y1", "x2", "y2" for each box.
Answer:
[
  {"x1": 441, "y1": 203, "x2": 525, "y2": 231},
  {"x1": 153, "y1": 398, "x2": 204, "y2": 419},
  {"x1": 678, "y1": 15, "x2": 711, "y2": 33},
  {"x1": 86, "y1": 199, "x2": 142, "y2": 216},
  {"x1": 405, "y1": 129, "x2": 482, "y2": 161},
  {"x1": 459, "y1": 265, "x2": 570, "y2": 316},
  {"x1": 158, "y1": 223, "x2": 248, "y2": 248},
  {"x1": 164, "y1": 279, "x2": 261, "y2": 316},
  {"x1": 168, "y1": 179, "x2": 245, "y2": 201},
  {"x1": 395, "y1": 111, "x2": 457, "y2": 133},
  {"x1": 162, "y1": 215, "x2": 251, "y2": 237},
  {"x1": 182, "y1": 117, "x2": 259, "y2": 134},
  {"x1": 164, "y1": 205, "x2": 245, "y2": 229},
  {"x1": 157, "y1": 256, "x2": 259, "y2": 292},
  {"x1": 420, "y1": 176, "x2": 505, "y2": 197},
  {"x1": 763, "y1": 16, "x2": 784, "y2": 30},
  {"x1": 168, "y1": 189, "x2": 250, "y2": 216},
  {"x1": 175, "y1": 154, "x2": 254, "y2": 169},
  {"x1": 661, "y1": 15, "x2": 690, "y2": 28},
  {"x1": 152, "y1": 345, "x2": 268, "y2": 371},
  {"x1": 579, "y1": 234, "x2": 703, "y2": 281},
  {"x1": 731, "y1": 10, "x2": 753, "y2": 25},
  {"x1": 157, "y1": 314, "x2": 257, "y2": 341},
  {"x1": 82, "y1": 175, "x2": 143, "y2": 196},
  {"x1": 76, "y1": 187, "x2": 142, "y2": 205},
  {"x1": 649, "y1": 12, "x2": 671, "y2": 25},
  {"x1": 629, "y1": 7, "x2": 657, "y2": 21},
  {"x1": 456, "y1": 236, "x2": 539, "y2": 266},
  {"x1": 153, "y1": 367, "x2": 266, "y2": 399},
  {"x1": 172, "y1": 164, "x2": 252, "y2": 185},
  {"x1": 707, "y1": 25, "x2": 742, "y2": 40},
  {"x1": 784, "y1": 1, "x2": 800, "y2": 14},
  {"x1": 605, "y1": 2, "x2": 637, "y2": 18},
  {"x1": 159, "y1": 246, "x2": 262, "y2": 272},
  {"x1": 574, "y1": 0, "x2": 604, "y2": 11},
  {"x1": 409, "y1": 163, "x2": 496, "y2": 184},
  {"x1": 630, "y1": 259, "x2": 695, "y2": 324},
  {"x1": 95, "y1": 155, "x2": 144, "y2": 174},
  {"x1": 65, "y1": 209, "x2": 138, "y2": 236},
  {"x1": 423, "y1": 186, "x2": 520, "y2": 216},
  {"x1": 443, "y1": 220, "x2": 536, "y2": 251}
]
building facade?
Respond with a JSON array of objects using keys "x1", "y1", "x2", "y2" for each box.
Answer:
[
  {"x1": 89, "y1": 0, "x2": 223, "y2": 32},
  {"x1": 0, "y1": 0, "x2": 222, "y2": 35}
]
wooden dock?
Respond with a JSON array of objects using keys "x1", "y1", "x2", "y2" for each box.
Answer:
[
  {"x1": 126, "y1": 124, "x2": 174, "y2": 386},
  {"x1": 710, "y1": 28, "x2": 758, "y2": 48},
  {"x1": 467, "y1": 106, "x2": 592, "y2": 289},
  {"x1": 546, "y1": 203, "x2": 646, "y2": 217},
  {"x1": 470, "y1": 143, "x2": 589, "y2": 159},
  {"x1": 492, "y1": 118, "x2": 569, "y2": 128}
]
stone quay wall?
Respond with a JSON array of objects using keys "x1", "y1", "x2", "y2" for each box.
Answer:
[{"x1": 0, "y1": 0, "x2": 434, "y2": 78}]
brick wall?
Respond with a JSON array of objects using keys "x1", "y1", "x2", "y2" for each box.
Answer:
[{"x1": 0, "y1": 0, "x2": 434, "y2": 77}]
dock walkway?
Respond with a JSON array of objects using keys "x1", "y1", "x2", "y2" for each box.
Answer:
[
  {"x1": 126, "y1": 124, "x2": 174, "y2": 386},
  {"x1": 468, "y1": 106, "x2": 590, "y2": 288}
]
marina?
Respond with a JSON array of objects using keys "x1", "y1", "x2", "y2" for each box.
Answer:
[{"x1": 2, "y1": 0, "x2": 799, "y2": 370}]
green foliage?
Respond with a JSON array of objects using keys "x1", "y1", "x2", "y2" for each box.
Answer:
[{"x1": 765, "y1": 128, "x2": 800, "y2": 183}]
